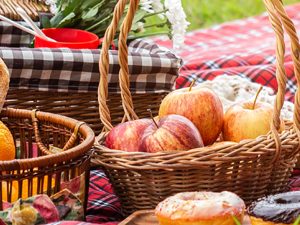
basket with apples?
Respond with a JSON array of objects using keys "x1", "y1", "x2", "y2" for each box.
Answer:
[{"x1": 93, "y1": 0, "x2": 300, "y2": 215}]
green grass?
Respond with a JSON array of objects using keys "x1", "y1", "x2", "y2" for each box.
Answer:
[
  {"x1": 142, "y1": 0, "x2": 300, "y2": 37},
  {"x1": 182, "y1": 0, "x2": 300, "y2": 31}
]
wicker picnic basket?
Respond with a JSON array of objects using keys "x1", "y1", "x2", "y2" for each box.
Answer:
[
  {"x1": 0, "y1": 59, "x2": 95, "y2": 212},
  {"x1": 1, "y1": 1, "x2": 179, "y2": 135},
  {"x1": 93, "y1": 0, "x2": 300, "y2": 216},
  {"x1": 0, "y1": 0, "x2": 48, "y2": 21}
]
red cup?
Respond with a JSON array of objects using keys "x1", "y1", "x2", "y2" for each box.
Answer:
[{"x1": 34, "y1": 28, "x2": 100, "y2": 49}]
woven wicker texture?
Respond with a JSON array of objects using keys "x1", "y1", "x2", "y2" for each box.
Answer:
[
  {"x1": 4, "y1": 91, "x2": 165, "y2": 135},
  {"x1": 0, "y1": 60, "x2": 95, "y2": 211},
  {"x1": 1, "y1": 0, "x2": 170, "y2": 135},
  {"x1": 0, "y1": 0, "x2": 49, "y2": 21},
  {"x1": 93, "y1": 0, "x2": 300, "y2": 216}
]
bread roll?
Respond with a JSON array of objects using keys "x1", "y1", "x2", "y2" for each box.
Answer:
[{"x1": 0, "y1": 58, "x2": 9, "y2": 113}]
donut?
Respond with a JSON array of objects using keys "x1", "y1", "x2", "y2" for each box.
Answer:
[
  {"x1": 155, "y1": 191, "x2": 245, "y2": 225},
  {"x1": 248, "y1": 191, "x2": 300, "y2": 225}
]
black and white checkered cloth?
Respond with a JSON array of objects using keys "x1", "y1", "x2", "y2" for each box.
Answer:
[{"x1": 0, "y1": 21, "x2": 181, "y2": 93}]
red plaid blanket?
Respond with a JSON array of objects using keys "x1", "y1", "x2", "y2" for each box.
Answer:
[
  {"x1": 154, "y1": 3, "x2": 300, "y2": 101},
  {"x1": 50, "y1": 3, "x2": 300, "y2": 225},
  {"x1": 51, "y1": 169, "x2": 300, "y2": 225}
]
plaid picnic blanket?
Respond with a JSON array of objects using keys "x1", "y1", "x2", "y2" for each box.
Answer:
[
  {"x1": 154, "y1": 3, "x2": 300, "y2": 102},
  {"x1": 0, "y1": 21, "x2": 181, "y2": 94},
  {"x1": 49, "y1": 169, "x2": 300, "y2": 225},
  {"x1": 3, "y1": 2, "x2": 300, "y2": 225}
]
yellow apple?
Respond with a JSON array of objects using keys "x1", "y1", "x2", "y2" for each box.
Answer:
[{"x1": 223, "y1": 101, "x2": 285, "y2": 142}]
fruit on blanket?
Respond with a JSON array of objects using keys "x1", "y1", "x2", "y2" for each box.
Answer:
[
  {"x1": 2, "y1": 177, "x2": 56, "y2": 202},
  {"x1": 223, "y1": 86, "x2": 285, "y2": 142},
  {"x1": 159, "y1": 84, "x2": 223, "y2": 145},
  {"x1": 11, "y1": 200, "x2": 38, "y2": 225},
  {"x1": 105, "y1": 119, "x2": 152, "y2": 151},
  {"x1": 0, "y1": 121, "x2": 15, "y2": 161},
  {"x1": 139, "y1": 114, "x2": 204, "y2": 153}
]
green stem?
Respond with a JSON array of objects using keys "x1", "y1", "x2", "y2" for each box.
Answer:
[
  {"x1": 252, "y1": 85, "x2": 263, "y2": 110},
  {"x1": 293, "y1": 215, "x2": 300, "y2": 225},
  {"x1": 129, "y1": 31, "x2": 170, "y2": 39},
  {"x1": 148, "y1": 109, "x2": 158, "y2": 128},
  {"x1": 86, "y1": 14, "x2": 113, "y2": 31},
  {"x1": 232, "y1": 216, "x2": 242, "y2": 225},
  {"x1": 142, "y1": 21, "x2": 168, "y2": 29},
  {"x1": 91, "y1": 0, "x2": 106, "y2": 10},
  {"x1": 143, "y1": 9, "x2": 168, "y2": 18},
  {"x1": 189, "y1": 79, "x2": 196, "y2": 92}
]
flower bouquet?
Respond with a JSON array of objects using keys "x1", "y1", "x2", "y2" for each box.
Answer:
[
  {"x1": 1, "y1": 0, "x2": 182, "y2": 136},
  {"x1": 43, "y1": 0, "x2": 189, "y2": 49}
]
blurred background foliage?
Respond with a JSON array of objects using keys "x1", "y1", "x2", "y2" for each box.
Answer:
[{"x1": 148, "y1": 0, "x2": 299, "y2": 32}]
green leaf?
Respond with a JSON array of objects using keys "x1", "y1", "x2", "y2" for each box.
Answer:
[
  {"x1": 81, "y1": 7, "x2": 99, "y2": 20},
  {"x1": 47, "y1": 0, "x2": 168, "y2": 40},
  {"x1": 50, "y1": 0, "x2": 80, "y2": 26},
  {"x1": 133, "y1": 10, "x2": 147, "y2": 25},
  {"x1": 56, "y1": 12, "x2": 76, "y2": 27},
  {"x1": 55, "y1": 0, "x2": 64, "y2": 10},
  {"x1": 80, "y1": 0, "x2": 104, "y2": 10},
  {"x1": 40, "y1": 16, "x2": 51, "y2": 28},
  {"x1": 232, "y1": 216, "x2": 242, "y2": 225},
  {"x1": 293, "y1": 215, "x2": 300, "y2": 225},
  {"x1": 85, "y1": 14, "x2": 113, "y2": 32},
  {"x1": 50, "y1": 12, "x2": 66, "y2": 27},
  {"x1": 130, "y1": 11, "x2": 147, "y2": 32}
]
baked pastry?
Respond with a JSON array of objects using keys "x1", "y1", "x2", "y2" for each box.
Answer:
[
  {"x1": 0, "y1": 58, "x2": 9, "y2": 112},
  {"x1": 248, "y1": 191, "x2": 300, "y2": 225},
  {"x1": 197, "y1": 75, "x2": 294, "y2": 120},
  {"x1": 155, "y1": 191, "x2": 245, "y2": 225}
]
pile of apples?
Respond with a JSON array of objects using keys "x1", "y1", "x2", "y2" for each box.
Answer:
[{"x1": 106, "y1": 84, "x2": 282, "y2": 152}]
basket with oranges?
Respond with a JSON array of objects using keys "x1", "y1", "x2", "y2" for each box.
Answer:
[{"x1": 0, "y1": 58, "x2": 94, "y2": 210}]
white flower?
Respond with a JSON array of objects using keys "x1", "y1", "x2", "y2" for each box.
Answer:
[
  {"x1": 44, "y1": 0, "x2": 57, "y2": 14},
  {"x1": 152, "y1": 0, "x2": 164, "y2": 12},
  {"x1": 50, "y1": 5, "x2": 58, "y2": 14},
  {"x1": 152, "y1": 0, "x2": 164, "y2": 19},
  {"x1": 139, "y1": 0, "x2": 164, "y2": 19},
  {"x1": 164, "y1": 0, "x2": 190, "y2": 50},
  {"x1": 140, "y1": 0, "x2": 155, "y2": 13}
]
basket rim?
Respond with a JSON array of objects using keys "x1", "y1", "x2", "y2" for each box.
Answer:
[{"x1": 0, "y1": 107, "x2": 95, "y2": 170}]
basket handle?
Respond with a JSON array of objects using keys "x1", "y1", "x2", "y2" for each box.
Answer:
[
  {"x1": 31, "y1": 109, "x2": 85, "y2": 155},
  {"x1": 270, "y1": 0, "x2": 300, "y2": 130},
  {"x1": 271, "y1": 0, "x2": 300, "y2": 158},
  {"x1": 263, "y1": 0, "x2": 300, "y2": 162},
  {"x1": 98, "y1": 0, "x2": 139, "y2": 132},
  {"x1": 0, "y1": 58, "x2": 9, "y2": 114},
  {"x1": 263, "y1": 0, "x2": 286, "y2": 162}
]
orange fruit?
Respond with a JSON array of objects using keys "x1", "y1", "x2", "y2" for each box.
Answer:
[
  {"x1": 0, "y1": 121, "x2": 15, "y2": 161},
  {"x1": 2, "y1": 177, "x2": 56, "y2": 202},
  {"x1": 0, "y1": 123, "x2": 56, "y2": 203}
]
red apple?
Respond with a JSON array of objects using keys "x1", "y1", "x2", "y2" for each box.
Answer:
[
  {"x1": 139, "y1": 114, "x2": 204, "y2": 153},
  {"x1": 105, "y1": 119, "x2": 152, "y2": 151},
  {"x1": 159, "y1": 86, "x2": 223, "y2": 146},
  {"x1": 223, "y1": 101, "x2": 285, "y2": 142}
]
